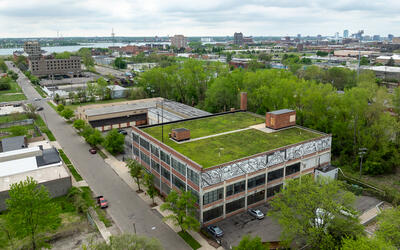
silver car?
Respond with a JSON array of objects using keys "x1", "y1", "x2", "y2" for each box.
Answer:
[{"x1": 248, "y1": 209, "x2": 264, "y2": 219}]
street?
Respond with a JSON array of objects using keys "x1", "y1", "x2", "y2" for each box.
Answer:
[{"x1": 6, "y1": 62, "x2": 189, "y2": 250}]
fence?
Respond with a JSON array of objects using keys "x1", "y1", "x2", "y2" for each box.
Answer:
[{"x1": 0, "y1": 119, "x2": 34, "y2": 128}]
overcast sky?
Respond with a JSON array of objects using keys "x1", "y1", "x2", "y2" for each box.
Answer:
[{"x1": 0, "y1": 0, "x2": 399, "y2": 38}]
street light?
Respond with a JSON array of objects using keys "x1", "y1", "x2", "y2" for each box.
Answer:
[{"x1": 358, "y1": 147, "x2": 368, "y2": 179}]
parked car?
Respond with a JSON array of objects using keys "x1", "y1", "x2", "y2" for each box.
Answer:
[
  {"x1": 118, "y1": 129, "x2": 128, "y2": 135},
  {"x1": 89, "y1": 148, "x2": 97, "y2": 154},
  {"x1": 96, "y1": 196, "x2": 108, "y2": 208},
  {"x1": 34, "y1": 98, "x2": 41, "y2": 101},
  {"x1": 36, "y1": 107, "x2": 44, "y2": 111},
  {"x1": 248, "y1": 208, "x2": 264, "y2": 219},
  {"x1": 207, "y1": 225, "x2": 224, "y2": 237}
]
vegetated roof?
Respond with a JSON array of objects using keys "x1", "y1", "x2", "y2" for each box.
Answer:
[
  {"x1": 142, "y1": 112, "x2": 323, "y2": 168},
  {"x1": 0, "y1": 136, "x2": 26, "y2": 152},
  {"x1": 268, "y1": 109, "x2": 295, "y2": 115}
]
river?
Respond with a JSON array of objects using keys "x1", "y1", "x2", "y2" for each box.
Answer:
[{"x1": 0, "y1": 42, "x2": 171, "y2": 55}]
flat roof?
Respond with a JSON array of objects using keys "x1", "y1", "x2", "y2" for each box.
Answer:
[
  {"x1": 142, "y1": 112, "x2": 323, "y2": 168},
  {"x1": 0, "y1": 136, "x2": 26, "y2": 152},
  {"x1": 268, "y1": 109, "x2": 294, "y2": 115},
  {"x1": 85, "y1": 101, "x2": 155, "y2": 117}
]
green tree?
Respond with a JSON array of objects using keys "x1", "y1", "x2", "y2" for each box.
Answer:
[
  {"x1": 233, "y1": 235, "x2": 268, "y2": 250},
  {"x1": 86, "y1": 129, "x2": 104, "y2": 147},
  {"x1": 61, "y1": 108, "x2": 74, "y2": 120},
  {"x1": 386, "y1": 57, "x2": 395, "y2": 66},
  {"x1": 6, "y1": 177, "x2": 61, "y2": 249},
  {"x1": 316, "y1": 51, "x2": 329, "y2": 57},
  {"x1": 258, "y1": 53, "x2": 272, "y2": 63},
  {"x1": 268, "y1": 176, "x2": 362, "y2": 249},
  {"x1": 143, "y1": 173, "x2": 157, "y2": 206},
  {"x1": 86, "y1": 233, "x2": 162, "y2": 250},
  {"x1": 114, "y1": 57, "x2": 127, "y2": 69},
  {"x1": 25, "y1": 103, "x2": 38, "y2": 119},
  {"x1": 81, "y1": 124, "x2": 94, "y2": 140},
  {"x1": 73, "y1": 119, "x2": 86, "y2": 132},
  {"x1": 78, "y1": 48, "x2": 95, "y2": 68},
  {"x1": 56, "y1": 104, "x2": 65, "y2": 112},
  {"x1": 375, "y1": 207, "x2": 400, "y2": 248},
  {"x1": 128, "y1": 160, "x2": 144, "y2": 191},
  {"x1": 0, "y1": 59, "x2": 7, "y2": 72},
  {"x1": 160, "y1": 190, "x2": 200, "y2": 233},
  {"x1": 341, "y1": 236, "x2": 396, "y2": 250},
  {"x1": 53, "y1": 93, "x2": 60, "y2": 104},
  {"x1": 103, "y1": 129, "x2": 124, "y2": 154},
  {"x1": 9, "y1": 126, "x2": 27, "y2": 136},
  {"x1": 360, "y1": 57, "x2": 370, "y2": 66}
]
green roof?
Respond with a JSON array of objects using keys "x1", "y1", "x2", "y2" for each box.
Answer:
[{"x1": 142, "y1": 112, "x2": 322, "y2": 168}]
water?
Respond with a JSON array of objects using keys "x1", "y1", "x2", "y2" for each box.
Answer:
[{"x1": 0, "y1": 42, "x2": 171, "y2": 55}]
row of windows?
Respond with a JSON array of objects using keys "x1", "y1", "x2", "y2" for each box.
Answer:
[
  {"x1": 286, "y1": 163, "x2": 301, "y2": 176},
  {"x1": 247, "y1": 190, "x2": 265, "y2": 205},
  {"x1": 187, "y1": 186, "x2": 199, "y2": 204},
  {"x1": 226, "y1": 180, "x2": 245, "y2": 197},
  {"x1": 160, "y1": 150, "x2": 170, "y2": 165},
  {"x1": 140, "y1": 152, "x2": 150, "y2": 166},
  {"x1": 226, "y1": 197, "x2": 245, "y2": 214},
  {"x1": 171, "y1": 157, "x2": 186, "y2": 176},
  {"x1": 133, "y1": 144, "x2": 139, "y2": 157},
  {"x1": 172, "y1": 175, "x2": 186, "y2": 190},
  {"x1": 140, "y1": 137, "x2": 150, "y2": 151},
  {"x1": 151, "y1": 144, "x2": 159, "y2": 158},
  {"x1": 247, "y1": 174, "x2": 266, "y2": 189},
  {"x1": 151, "y1": 159, "x2": 160, "y2": 173},
  {"x1": 161, "y1": 166, "x2": 171, "y2": 180},
  {"x1": 268, "y1": 168, "x2": 284, "y2": 181},
  {"x1": 203, "y1": 188, "x2": 223, "y2": 205},
  {"x1": 267, "y1": 184, "x2": 283, "y2": 198},
  {"x1": 132, "y1": 132, "x2": 139, "y2": 143},
  {"x1": 187, "y1": 168, "x2": 199, "y2": 186}
]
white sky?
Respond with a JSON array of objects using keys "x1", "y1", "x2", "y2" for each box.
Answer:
[{"x1": 0, "y1": 0, "x2": 399, "y2": 38}]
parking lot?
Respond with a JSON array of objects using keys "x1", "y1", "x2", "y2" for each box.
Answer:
[{"x1": 213, "y1": 203, "x2": 282, "y2": 248}]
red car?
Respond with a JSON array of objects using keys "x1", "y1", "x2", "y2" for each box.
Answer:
[{"x1": 96, "y1": 196, "x2": 108, "y2": 208}]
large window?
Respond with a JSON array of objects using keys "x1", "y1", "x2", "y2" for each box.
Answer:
[
  {"x1": 153, "y1": 175, "x2": 160, "y2": 188},
  {"x1": 267, "y1": 168, "x2": 284, "y2": 181},
  {"x1": 203, "y1": 206, "x2": 223, "y2": 222},
  {"x1": 226, "y1": 197, "x2": 245, "y2": 214},
  {"x1": 187, "y1": 168, "x2": 199, "y2": 186},
  {"x1": 267, "y1": 184, "x2": 283, "y2": 198},
  {"x1": 132, "y1": 132, "x2": 139, "y2": 143},
  {"x1": 172, "y1": 175, "x2": 186, "y2": 190},
  {"x1": 161, "y1": 166, "x2": 170, "y2": 180},
  {"x1": 133, "y1": 144, "x2": 139, "y2": 157},
  {"x1": 187, "y1": 186, "x2": 199, "y2": 204},
  {"x1": 160, "y1": 150, "x2": 170, "y2": 165},
  {"x1": 151, "y1": 159, "x2": 160, "y2": 173},
  {"x1": 226, "y1": 180, "x2": 245, "y2": 197},
  {"x1": 247, "y1": 190, "x2": 265, "y2": 205},
  {"x1": 140, "y1": 152, "x2": 150, "y2": 166},
  {"x1": 150, "y1": 144, "x2": 159, "y2": 158},
  {"x1": 247, "y1": 174, "x2": 266, "y2": 189},
  {"x1": 203, "y1": 188, "x2": 223, "y2": 205},
  {"x1": 161, "y1": 182, "x2": 171, "y2": 195},
  {"x1": 139, "y1": 137, "x2": 150, "y2": 151},
  {"x1": 171, "y1": 157, "x2": 186, "y2": 176},
  {"x1": 285, "y1": 162, "x2": 300, "y2": 176}
]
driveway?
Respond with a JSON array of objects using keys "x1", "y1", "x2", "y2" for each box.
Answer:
[{"x1": 6, "y1": 61, "x2": 189, "y2": 250}]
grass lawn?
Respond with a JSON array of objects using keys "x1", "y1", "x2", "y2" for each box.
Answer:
[
  {"x1": 0, "y1": 81, "x2": 27, "y2": 102},
  {"x1": 164, "y1": 127, "x2": 321, "y2": 168},
  {"x1": 143, "y1": 112, "x2": 265, "y2": 141},
  {"x1": 66, "y1": 98, "x2": 129, "y2": 111},
  {"x1": 0, "y1": 124, "x2": 35, "y2": 139},
  {"x1": 33, "y1": 84, "x2": 47, "y2": 98},
  {"x1": 0, "y1": 113, "x2": 29, "y2": 124},
  {"x1": 58, "y1": 149, "x2": 83, "y2": 181},
  {"x1": 178, "y1": 231, "x2": 201, "y2": 250},
  {"x1": 35, "y1": 115, "x2": 56, "y2": 141}
]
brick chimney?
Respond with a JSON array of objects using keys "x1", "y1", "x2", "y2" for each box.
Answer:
[{"x1": 240, "y1": 92, "x2": 247, "y2": 111}]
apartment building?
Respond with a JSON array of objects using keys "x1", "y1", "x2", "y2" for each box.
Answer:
[
  {"x1": 130, "y1": 95, "x2": 332, "y2": 225},
  {"x1": 171, "y1": 35, "x2": 188, "y2": 49}
]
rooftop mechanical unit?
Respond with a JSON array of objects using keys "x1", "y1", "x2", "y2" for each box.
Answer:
[
  {"x1": 170, "y1": 128, "x2": 190, "y2": 142},
  {"x1": 266, "y1": 109, "x2": 296, "y2": 130}
]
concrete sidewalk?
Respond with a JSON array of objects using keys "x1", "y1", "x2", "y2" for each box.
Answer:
[{"x1": 101, "y1": 149, "x2": 222, "y2": 250}]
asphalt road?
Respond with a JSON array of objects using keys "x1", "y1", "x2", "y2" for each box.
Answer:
[{"x1": 6, "y1": 62, "x2": 189, "y2": 250}]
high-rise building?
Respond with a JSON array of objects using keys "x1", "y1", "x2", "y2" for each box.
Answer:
[
  {"x1": 170, "y1": 35, "x2": 188, "y2": 49},
  {"x1": 373, "y1": 35, "x2": 381, "y2": 41},
  {"x1": 234, "y1": 32, "x2": 244, "y2": 46},
  {"x1": 388, "y1": 34, "x2": 394, "y2": 41},
  {"x1": 343, "y1": 30, "x2": 349, "y2": 38},
  {"x1": 335, "y1": 32, "x2": 340, "y2": 39}
]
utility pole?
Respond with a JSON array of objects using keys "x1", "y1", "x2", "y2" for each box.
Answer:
[{"x1": 358, "y1": 148, "x2": 367, "y2": 179}]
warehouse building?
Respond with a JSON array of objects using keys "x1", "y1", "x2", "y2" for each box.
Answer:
[
  {"x1": 76, "y1": 98, "x2": 211, "y2": 131},
  {"x1": 131, "y1": 95, "x2": 333, "y2": 225}
]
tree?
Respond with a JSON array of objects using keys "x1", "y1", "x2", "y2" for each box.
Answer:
[
  {"x1": 233, "y1": 235, "x2": 268, "y2": 250},
  {"x1": 341, "y1": 236, "x2": 396, "y2": 250},
  {"x1": 386, "y1": 57, "x2": 395, "y2": 66},
  {"x1": 25, "y1": 103, "x2": 37, "y2": 119},
  {"x1": 360, "y1": 57, "x2": 370, "y2": 66},
  {"x1": 6, "y1": 177, "x2": 61, "y2": 249},
  {"x1": 61, "y1": 108, "x2": 74, "y2": 120},
  {"x1": 258, "y1": 53, "x2": 272, "y2": 63},
  {"x1": 73, "y1": 119, "x2": 86, "y2": 132},
  {"x1": 375, "y1": 207, "x2": 400, "y2": 248},
  {"x1": 114, "y1": 57, "x2": 127, "y2": 69},
  {"x1": 128, "y1": 160, "x2": 144, "y2": 192},
  {"x1": 103, "y1": 129, "x2": 124, "y2": 154},
  {"x1": 9, "y1": 125, "x2": 27, "y2": 136},
  {"x1": 53, "y1": 93, "x2": 60, "y2": 104},
  {"x1": 160, "y1": 190, "x2": 200, "y2": 233},
  {"x1": 86, "y1": 234, "x2": 162, "y2": 250},
  {"x1": 78, "y1": 48, "x2": 95, "y2": 69},
  {"x1": 143, "y1": 173, "x2": 157, "y2": 206},
  {"x1": 86, "y1": 129, "x2": 104, "y2": 147},
  {"x1": 316, "y1": 51, "x2": 329, "y2": 57},
  {"x1": 56, "y1": 104, "x2": 65, "y2": 112},
  {"x1": 268, "y1": 175, "x2": 362, "y2": 249}
]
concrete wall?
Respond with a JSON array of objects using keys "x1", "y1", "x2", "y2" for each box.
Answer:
[{"x1": 0, "y1": 176, "x2": 72, "y2": 211}]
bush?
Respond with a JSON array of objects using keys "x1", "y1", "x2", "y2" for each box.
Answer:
[
  {"x1": 0, "y1": 82, "x2": 11, "y2": 90},
  {"x1": 56, "y1": 104, "x2": 65, "y2": 112}
]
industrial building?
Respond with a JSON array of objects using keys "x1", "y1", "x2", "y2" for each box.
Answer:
[
  {"x1": 130, "y1": 94, "x2": 333, "y2": 225},
  {"x1": 76, "y1": 98, "x2": 211, "y2": 131},
  {"x1": 24, "y1": 41, "x2": 82, "y2": 77},
  {"x1": 0, "y1": 136, "x2": 71, "y2": 211}
]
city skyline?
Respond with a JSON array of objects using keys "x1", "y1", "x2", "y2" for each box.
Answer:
[{"x1": 0, "y1": 0, "x2": 399, "y2": 38}]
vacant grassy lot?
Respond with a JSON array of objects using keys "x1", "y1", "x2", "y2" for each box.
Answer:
[
  {"x1": 66, "y1": 98, "x2": 129, "y2": 111},
  {"x1": 0, "y1": 81, "x2": 27, "y2": 102},
  {"x1": 143, "y1": 112, "x2": 265, "y2": 141},
  {"x1": 0, "y1": 113, "x2": 29, "y2": 124},
  {"x1": 165, "y1": 127, "x2": 321, "y2": 168}
]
